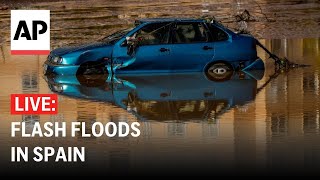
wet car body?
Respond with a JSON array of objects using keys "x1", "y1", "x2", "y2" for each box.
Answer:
[
  {"x1": 44, "y1": 18, "x2": 264, "y2": 79},
  {"x1": 45, "y1": 71, "x2": 263, "y2": 121}
]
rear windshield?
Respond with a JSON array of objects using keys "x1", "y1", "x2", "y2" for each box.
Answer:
[{"x1": 206, "y1": 23, "x2": 229, "y2": 41}]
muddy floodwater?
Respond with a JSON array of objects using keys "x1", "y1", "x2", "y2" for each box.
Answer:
[{"x1": 0, "y1": 0, "x2": 320, "y2": 175}]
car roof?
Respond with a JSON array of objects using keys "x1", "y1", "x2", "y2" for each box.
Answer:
[{"x1": 137, "y1": 18, "x2": 205, "y2": 24}]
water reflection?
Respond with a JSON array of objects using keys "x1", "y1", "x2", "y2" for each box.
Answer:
[
  {"x1": 22, "y1": 115, "x2": 40, "y2": 133},
  {"x1": 21, "y1": 71, "x2": 39, "y2": 93},
  {"x1": 45, "y1": 71, "x2": 264, "y2": 122}
]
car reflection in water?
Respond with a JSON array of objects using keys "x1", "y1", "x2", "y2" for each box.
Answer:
[{"x1": 45, "y1": 70, "x2": 264, "y2": 121}]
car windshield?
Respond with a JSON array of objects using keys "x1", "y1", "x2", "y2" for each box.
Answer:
[{"x1": 100, "y1": 28, "x2": 133, "y2": 44}]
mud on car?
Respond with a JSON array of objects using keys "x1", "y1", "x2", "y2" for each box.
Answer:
[{"x1": 44, "y1": 18, "x2": 264, "y2": 81}]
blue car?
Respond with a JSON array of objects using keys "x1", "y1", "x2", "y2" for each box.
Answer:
[
  {"x1": 44, "y1": 18, "x2": 264, "y2": 81},
  {"x1": 45, "y1": 71, "x2": 263, "y2": 121}
]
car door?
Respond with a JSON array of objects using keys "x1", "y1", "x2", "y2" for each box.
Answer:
[
  {"x1": 205, "y1": 23, "x2": 231, "y2": 61},
  {"x1": 112, "y1": 22, "x2": 174, "y2": 73},
  {"x1": 169, "y1": 22, "x2": 215, "y2": 72}
]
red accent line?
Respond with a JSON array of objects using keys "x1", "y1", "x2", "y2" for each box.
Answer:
[{"x1": 11, "y1": 50, "x2": 50, "y2": 55}]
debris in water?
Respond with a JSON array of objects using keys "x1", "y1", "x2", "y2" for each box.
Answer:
[
  {"x1": 255, "y1": 39, "x2": 310, "y2": 70},
  {"x1": 235, "y1": 9, "x2": 255, "y2": 22}
]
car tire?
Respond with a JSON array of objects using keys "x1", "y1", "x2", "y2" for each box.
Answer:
[
  {"x1": 77, "y1": 62, "x2": 107, "y2": 76},
  {"x1": 205, "y1": 62, "x2": 234, "y2": 82}
]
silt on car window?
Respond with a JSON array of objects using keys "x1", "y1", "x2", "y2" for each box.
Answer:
[
  {"x1": 173, "y1": 22, "x2": 210, "y2": 44},
  {"x1": 135, "y1": 22, "x2": 171, "y2": 45}
]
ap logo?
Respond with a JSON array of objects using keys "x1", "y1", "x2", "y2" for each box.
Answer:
[{"x1": 11, "y1": 10, "x2": 50, "y2": 55}]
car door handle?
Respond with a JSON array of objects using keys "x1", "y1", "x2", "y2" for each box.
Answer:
[
  {"x1": 160, "y1": 48, "x2": 170, "y2": 52},
  {"x1": 203, "y1": 46, "x2": 213, "y2": 50}
]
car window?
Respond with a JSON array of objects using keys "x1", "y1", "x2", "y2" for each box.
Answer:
[
  {"x1": 173, "y1": 22, "x2": 209, "y2": 44},
  {"x1": 100, "y1": 28, "x2": 133, "y2": 44},
  {"x1": 135, "y1": 22, "x2": 171, "y2": 45},
  {"x1": 206, "y1": 23, "x2": 228, "y2": 41}
]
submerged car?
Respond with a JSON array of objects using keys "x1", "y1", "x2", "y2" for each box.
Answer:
[
  {"x1": 44, "y1": 18, "x2": 264, "y2": 81},
  {"x1": 45, "y1": 71, "x2": 264, "y2": 121}
]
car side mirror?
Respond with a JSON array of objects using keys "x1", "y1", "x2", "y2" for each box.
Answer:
[
  {"x1": 121, "y1": 36, "x2": 135, "y2": 47},
  {"x1": 126, "y1": 36, "x2": 143, "y2": 56},
  {"x1": 126, "y1": 36, "x2": 138, "y2": 45}
]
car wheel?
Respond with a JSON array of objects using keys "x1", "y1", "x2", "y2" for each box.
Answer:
[
  {"x1": 205, "y1": 62, "x2": 234, "y2": 82},
  {"x1": 77, "y1": 62, "x2": 107, "y2": 76}
]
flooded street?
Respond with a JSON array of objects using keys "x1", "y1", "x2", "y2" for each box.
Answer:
[{"x1": 0, "y1": 0, "x2": 320, "y2": 175}]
